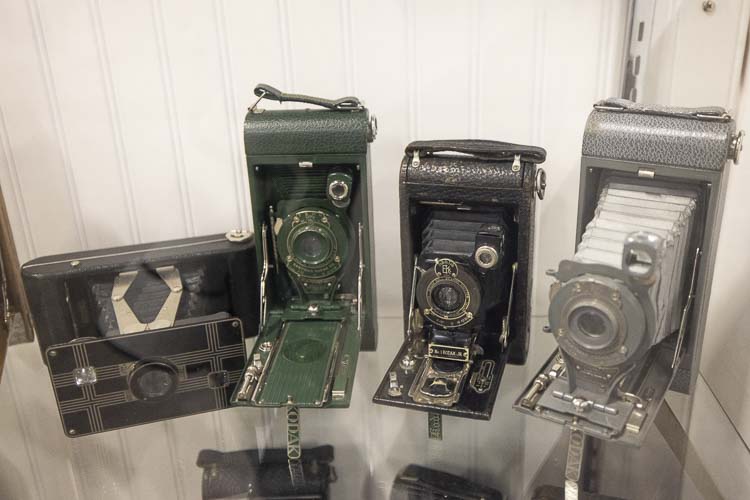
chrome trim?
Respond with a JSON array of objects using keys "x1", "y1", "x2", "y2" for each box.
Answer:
[{"x1": 259, "y1": 223, "x2": 270, "y2": 331}]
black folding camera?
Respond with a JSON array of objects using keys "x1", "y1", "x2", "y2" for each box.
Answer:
[
  {"x1": 391, "y1": 464, "x2": 503, "y2": 500},
  {"x1": 515, "y1": 99, "x2": 743, "y2": 445},
  {"x1": 22, "y1": 233, "x2": 258, "y2": 437},
  {"x1": 197, "y1": 445, "x2": 335, "y2": 500},
  {"x1": 373, "y1": 140, "x2": 547, "y2": 419}
]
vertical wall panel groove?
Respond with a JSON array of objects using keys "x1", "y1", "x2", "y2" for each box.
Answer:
[
  {"x1": 726, "y1": 0, "x2": 750, "y2": 110},
  {"x1": 469, "y1": 0, "x2": 480, "y2": 139},
  {"x1": 406, "y1": 1, "x2": 417, "y2": 141},
  {"x1": 65, "y1": 460, "x2": 82, "y2": 500},
  {"x1": 340, "y1": 0, "x2": 357, "y2": 95},
  {"x1": 164, "y1": 422, "x2": 186, "y2": 500},
  {"x1": 0, "y1": 108, "x2": 37, "y2": 258},
  {"x1": 277, "y1": 0, "x2": 295, "y2": 93},
  {"x1": 25, "y1": 0, "x2": 88, "y2": 249},
  {"x1": 529, "y1": 3, "x2": 547, "y2": 318},
  {"x1": 595, "y1": 2, "x2": 615, "y2": 100},
  {"x1": 150, "y1": 0, "x2": 193, "y2": 237},
  {"x1": 212, "y1": 0, "x2": 248, "y2": 230},
  {"x1": 115, "y1": 431, "x2": 135, "y2": 500},
  {"x1": 87, "y1": 0, "x2": 140, "y2": 244},
  {"x1": 6, "y1": 353, "x2": 83, "y2": 500},
  {"x1": 2, "y1": 367, "x2": 43, "y2": 500},
  {"x1": 530, "y1": 8, "x2": 546, "y2": 147}
]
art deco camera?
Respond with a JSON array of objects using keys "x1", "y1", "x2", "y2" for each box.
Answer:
[
  {"x1": 22, "y1": 233, "x2": 258, "y2": 437},
  {"x1": 374, "y1": 140, "x2": 547, "y2": 419},
  {"x1": 231, "y1": 84, "x2": 377, "y2": 409},
  {"x1": 516, "y1": 98, "x2": 743, "y2": 445},
  {"x1": 197, "y1": 445, "x2": 336, "y2": 500}
]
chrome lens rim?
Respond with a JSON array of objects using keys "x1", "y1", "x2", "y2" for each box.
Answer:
[
  {"x1": 327, "y1": 179, "x2": 349, "y2": 202},
  {"x1": 474, "y1": 245, "x2": 499, "y2": 269},
  {"x1": 548, "y1": 276, "x2": 646, "y2": 367},
  {"x1": 416, "y1": 259, "x2": 482, "y2": 329}
]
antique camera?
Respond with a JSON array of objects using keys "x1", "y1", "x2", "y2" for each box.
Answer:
[
  {"x1": 231, "y1": 84, "x2": 377, "y2": 409},
  {"x1": 197, "y1": 445, "x2": 335, "y2": 499},
  {"x1": 374, "y1": 140, "x2": 547, "y2": 419},
  {"x1": 391, "y1": 464, "x2": 503, "y2": 500},
  {"x1": 22, "y1": 233, "x2": 258, "y2": 437},
  {"x1": 516, "y1": 98, "x2": 743, "y2": 445}
]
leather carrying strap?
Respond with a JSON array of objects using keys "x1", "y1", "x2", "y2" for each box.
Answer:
[
  {"x1": 253, "y1": 83, "x2": 363, "y2": 110},
  {"x1": 594, "y1": 97, "x2": 730, "y2": 122},
  {"x1": 405, "y1": 139, "x2": 546, "y2": 164}
]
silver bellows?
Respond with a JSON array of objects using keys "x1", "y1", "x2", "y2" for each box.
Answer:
[{"x1": 548, "y1": 181, "x2": 697, "y2": 400}]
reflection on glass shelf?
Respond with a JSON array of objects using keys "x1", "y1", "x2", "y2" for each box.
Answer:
[{"x1": 523, "y1": 402, "x2": 723, "y2": 500}]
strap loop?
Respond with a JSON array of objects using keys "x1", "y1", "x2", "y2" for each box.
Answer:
[
  {"x1": 405, "y1": 139, "x2": 546, "y2": 164},
  {"x1": 252, "y1": 83, "x2": 363, "y2": 111}
]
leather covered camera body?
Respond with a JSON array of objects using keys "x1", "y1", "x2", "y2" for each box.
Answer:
[
  {"x1": 231, "y1": 84, "x2": 378, "y2": 409},
  {"x1": 390, "y1": 464, "x2": 503, "y2": 500},
  {"x1": 197, "y1": 445, "x2": 335, "y2": 500},
  {"x1": 374, "y1": 139, "x2": 546, "y2": 419}
]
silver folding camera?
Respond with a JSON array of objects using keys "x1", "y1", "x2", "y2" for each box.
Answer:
[{"x1": 515, "y1": 98, "x2": 743, "y2": 445}]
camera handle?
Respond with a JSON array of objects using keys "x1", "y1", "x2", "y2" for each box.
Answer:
[
  {"x1": 250, "y1": 83, "x2": 363, "y2": 111},
  {"x1": 406, "y1": 139, "x2": 547, "y2": 164}
]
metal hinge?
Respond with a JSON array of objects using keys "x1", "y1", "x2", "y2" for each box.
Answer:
[
  {"x1": 729, "y1": 130, "x2": 745, "y2": 164},
  {"x1": 111, "y1": 267, "x2": 183, "y2": 334}
]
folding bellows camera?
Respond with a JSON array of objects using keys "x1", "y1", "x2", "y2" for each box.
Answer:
[
  {"x1": 373, "y1": 139, "x2": 547, "y2": 419},
  {"x1": 515, "y1": 98, "x2": 743, "y2": 445}
]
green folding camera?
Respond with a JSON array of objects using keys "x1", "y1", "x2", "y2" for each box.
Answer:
[{"x1": 231, "y1": 84, "x2": 378, "y2": 409}]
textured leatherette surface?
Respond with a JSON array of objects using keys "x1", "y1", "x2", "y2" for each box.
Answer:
[
  {"x1": 399, "y1": 141, "x2": 544, "y2": 366},
  {"x1": 374, "y1": 139, "x2": 546, "y2": 420},
  {"x1": 244, "y1": 109, "x2": 369, "y2": 156},
  {"x1": 583, "y1": 98, "x2": 735, "y2": 171},
  {"x1": 405, "y1": 157, "x2": 524, "y2": 188}
]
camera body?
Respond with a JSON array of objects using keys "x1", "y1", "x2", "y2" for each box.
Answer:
[
  {"x1": 22, "y1": 233, "x2": 258, "y2": 437},
  {"x1": 374, "y1": 140, "x2": 546, "y2": 419},
  {"x1": 390, "y1": 464, "x2": 504, "y2": 500},
  {"x1": 197, "y1": 445, "x2": 335, "y2": 500},
  {"x1": 515, "y1": 98, "x2": 743, "y2": 445},
  {"x1": 231, "y1": 84, "x2": 377, "y2": 409}
]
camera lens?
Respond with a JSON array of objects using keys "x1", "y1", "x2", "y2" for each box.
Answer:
[
  {"x1": 128, "y1": 360, "x2": 178, "y2": 401},
  {"x1": 573, "y1": 307, "x2": 611, "y2": 338},
  {"x1": 328, "y1": 180, "x2": 349, "y2": 201},
  {"x1": 474, "y1": 245, "x2": 499, "y2": 269},
  {"x1": 293, "y1": 230, "x2": 331, "y2": 264},
  {"x1": 431, "y1": 283, "x2": 464, "y2": 312}
]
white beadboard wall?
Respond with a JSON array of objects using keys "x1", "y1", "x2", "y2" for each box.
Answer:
[{"x1": 5, "y1": 0, "x2": 747, "y2": 499}]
